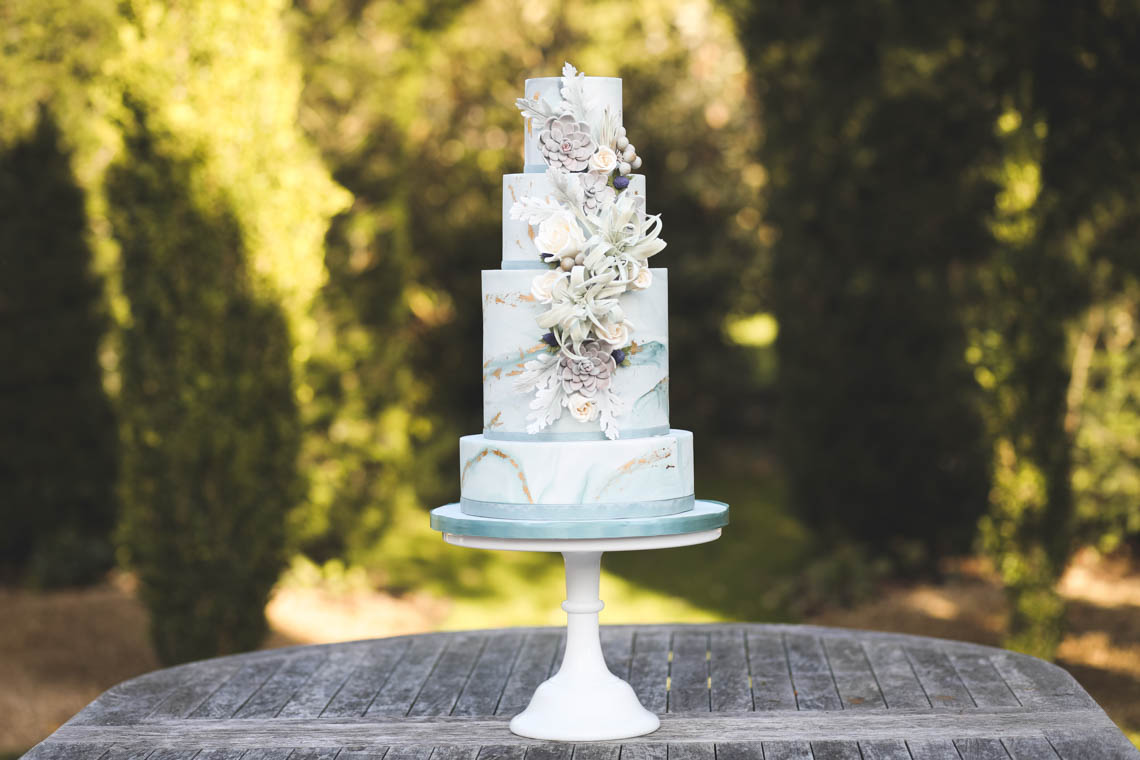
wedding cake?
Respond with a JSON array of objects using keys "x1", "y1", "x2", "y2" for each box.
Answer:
[{"x1": 457, "y1": 63, "x2": 697, "y2": 523}]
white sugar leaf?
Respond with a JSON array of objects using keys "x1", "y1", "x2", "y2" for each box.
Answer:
[
  {"x1": 509, "y1": 196, "x2": 565, "y2": 225},
  {"x1": 559, "y1": 62, "x2": 592, "y2": 123},
  {"x1": 516, "y1": 96, "x2": 556, "y2": 122}
]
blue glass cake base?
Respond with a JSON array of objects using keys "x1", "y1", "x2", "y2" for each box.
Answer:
[{"x1": 430, "y1": 499, "x2": 728, "y2": 540}]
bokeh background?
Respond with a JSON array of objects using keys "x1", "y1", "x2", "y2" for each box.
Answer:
[{"x1": 4, "y1": 0, "x2": 1140, "y2": 753}]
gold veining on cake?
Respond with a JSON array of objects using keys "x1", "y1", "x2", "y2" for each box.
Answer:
[
  {"x1": 595, "y1": 446, "x2": 674, "y2": 499},
  {"x1": 487, "y1": 412, "x2": 503, "y2": 429},
  {"x1": 461, "y1": 447, "x2": 534, "y2": 503}
]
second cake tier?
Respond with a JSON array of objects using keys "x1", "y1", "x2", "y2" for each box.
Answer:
[{"x1": 460, "y1": 430, "x2": 694, "y2": 520}]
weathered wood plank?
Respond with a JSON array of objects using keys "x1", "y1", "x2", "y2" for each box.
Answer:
[
  {"x1": 949, "y1": 654, "x2": 1019, "y2": 708},
  {"x1": 859, "y1": 740, "x2": 913, "y2": 760},
  {"x1": 521, "y1": 744, "x2": 570, "y2": 760},
  {"x1": 616, "y1": 746, "x2": 666, "y2": 760},
  {"x1": 367, "y1": 635, "x2": 451, "y2": 717},
  {"x1": 452, "y1": 632, "x2": 525, "y2": 717},
  {"x1": 712, "y1": 742, "x2": 764, "y2": 760},
  {"x1": 100, "y1": 747, "x2": 159, "y2": 760},
  {"x1": 1002, "y1": 737, "x2": 1060, "y2": 759},
  {"x1": 189, "y1": 658, "x2": 284, "y2": 719},
  {"x1": 143, "y1": 660, "x2": 242, "y2": 720},
  {"x1": 475, "y1": 746, "x2": 527, "y2": 760},
  {"x1": 906, "y1": 647, "x2": 973, "y2": 710},
  {"x1": 1046, "y1": 726, "x2": 1140, "y2": 759},
  {"x1": 600, "y1": 627, "x2": 634, "y2": 680},
  {"x1": 408, "y1": 633, "x2": 485, "y2": 717},
  {"x1": 747, "y1": 632, "x2": 796, "y2": 711},
  {"x1": 278, "y1": 647, "x2": 366, "y2": 718},
  {"x1": 667, "y1": 744, "x2": 715, "y2": 760},
  {"x1": 338, "y1": 748, "x2": 390, "y2": 760},
  {"x1": 628, "y1": 630, "x2": 670, "y2": 713},
  {"x1": 234, "y1": 749, "x2": 291, "y2": 760},
  {"x1": 495, "y1": 632, "x2": 561, "y2": 715},
  {"x1": 763, "y1": 741, "x2": 813, "y2": 760},
  {"x1": 383, "y1": 748, "x2": 434, "y2": 760},
  {"x1": 322, "y1": 640, "x2": 410, "y2": 717},
  {"x1": 709, "y1": 629, "x2": 751, "y2": 712},
  {"x1": 954, "y1": 738, "x2": 1010, "y2": 759},
  {"x1": 669, "y1": 631, "x2": 710, "y2": 713},
  {"x1": 784, "y1": 633, "x2": 841, "y2": 711},
  {"x1": 823, "y1": 637, "x2": 886, "y2": 710},
  {"x1": 193, "y1": 751, "x2": 245, "y2": 760},
  {"x1": 568, "y1": 745, "x2": 619, "y2": 760},
  {"x1": 989, "y1": 654, "x2": 1096, "y2": 710},
  {"x1": 431, "y1": 746, "x2": 481, "y2": 760},
  {"x1": 290, "y1": 750, "x2": 340, "y2": 760},
  {"x1": 863, "y1": 640, "x2": 930, "y2": 710},
  {"x1": 235, "y1": 652, "x2": 328, "y2": 718},
  {"x1": 45, "y1": 706, "x2": 1123, "y2": 746},
  {"x1": 810, "y1": 740, "x2": 862, "y2": 759},
  {"x1": 907, "y1": 740, "x2": 963, "y2": 760},
  {"x1": 20, "y1": 743, "x2": 111, "y2": 760}
]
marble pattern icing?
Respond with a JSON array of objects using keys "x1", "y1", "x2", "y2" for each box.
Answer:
[
  {"x1": 481, "y1": 268, "x2": 669, "y2": 438},
  {"x1": 502, "y1": 173, "x2": 645, "y2": 267},
  {"x1": 522, "y1": 77, "x2": 622, "y2": 172},
  {"x1": 460, "y1": 430, "x2": 693, "y2": 506}
]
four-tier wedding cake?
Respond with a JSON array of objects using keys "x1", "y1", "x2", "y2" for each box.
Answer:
[{"x1": 457, "y1": 63, "x2": 697, "y2": 524}]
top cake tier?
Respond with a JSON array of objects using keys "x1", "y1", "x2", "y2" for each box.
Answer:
[{"x1": 522, "y1": 77, "x2": 622, "y2": 173}]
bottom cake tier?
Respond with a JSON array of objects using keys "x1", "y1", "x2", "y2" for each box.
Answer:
[{"x1": 459, "y1": 430, "x2": 694, "y2": 520}]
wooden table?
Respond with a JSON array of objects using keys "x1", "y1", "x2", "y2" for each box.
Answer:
[{"x1": 23, "y1": 624, "x2": 1139, "y2": 760}]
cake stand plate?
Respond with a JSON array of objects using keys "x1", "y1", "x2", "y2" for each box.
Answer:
[
  {"x1": 433, "y1": 506, "x2": 727, "y2": 742},
  {"x1": 430, "y1": 499, "x2": 728, "y2": 539}
]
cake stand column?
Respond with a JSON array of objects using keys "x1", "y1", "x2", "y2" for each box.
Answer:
[{"x1": 508, "y1": 550, "x2": 660, "y2": 741}]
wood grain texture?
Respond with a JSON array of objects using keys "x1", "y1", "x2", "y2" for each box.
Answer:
[{"x1": 22, "y1": 624, "x2": 1138, "y2": 760}]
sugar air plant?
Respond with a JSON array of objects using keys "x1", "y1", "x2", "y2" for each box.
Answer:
[{"x1": 511, "y1": 63, "x2": 665, "y2": 439}]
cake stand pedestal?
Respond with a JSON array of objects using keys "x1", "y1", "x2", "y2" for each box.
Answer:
[{"x1": 439, "y1": 525, "x2": 723, "y2": 742}]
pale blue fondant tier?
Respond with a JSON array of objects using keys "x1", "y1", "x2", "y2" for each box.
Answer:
[
  {"x1": 502, "y1": 173, "x2": 645, "y2": 268},
  {"x1": 459, "y1": 430, "x2": 694, "y2": 519},
  {"x1": 522, "y1": 76, "x2": 622, "y2": 171},
  {"x1": 482, "y1": 268, "x2": 669, "y2": 439},
  {"x1": 431, "y1": 500, "x2": 728, "y2": 540}
]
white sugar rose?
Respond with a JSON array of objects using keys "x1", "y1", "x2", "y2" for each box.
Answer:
[
  {"x1": 531, "y1": 270, "x2": 563, "y2": 303},
  {"x1": 631, "y1": 267, "x2": 653, "y2": 290},
  {"x1": 535, "y1": 211, "x2": 585, "y2": 257},
  {"x1": 589, "y1": 146, "x2": 618, "y2": 175},
  {"x1": 567, "y1": 393, "x2": 599, "y2": 422},
  {"x1": 599, "y1": 321, "x2": 631, "y2": 346}
]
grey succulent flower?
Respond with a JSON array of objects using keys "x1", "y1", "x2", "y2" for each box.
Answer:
[
  {"x1": 540, "y1": 114, "x2": 596, "y2": 172},
  {"x1": 559, "y1": 341, "x2": 616, "y2": 397},
  {"x1": 579, "y1": 173, "x2": 617, "y2": 214}
]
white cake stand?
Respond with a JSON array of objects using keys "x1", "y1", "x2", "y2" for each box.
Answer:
[{"x1": 441, "y1": 528, "x2": 722, "y2": 742}]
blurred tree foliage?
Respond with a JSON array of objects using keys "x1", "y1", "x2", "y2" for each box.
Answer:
[
  {"x1": 731, "y1": 0, "x2": 1140, "y2": 657},
  {"x1": 2, "y1": 0, "x2": 346, "y2": 661},
  {"x1": 728, "y1": 3, "x2": 995, "y2": 567},
  {"x1": 289, "y1": 0, "x2": 765, "y2": 578},
  {"x1": 0, "y1": 111, "x2": 118, "y2": 588}
]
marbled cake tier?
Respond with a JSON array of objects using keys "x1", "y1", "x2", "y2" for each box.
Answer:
[
  {"x1": 459, "y1": 430, "x2": 694, "y2": 520},
  {"x1": 523, "y1": 76, "x2": 622, "y2": 172},
  {"x1": 502, "y1": 173, "x2": 645, "y2": 268},
  {"x1": 482, "y1": 268, "x2": 669, "y2": 439}
]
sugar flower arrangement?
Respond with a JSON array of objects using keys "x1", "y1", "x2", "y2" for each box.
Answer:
[{"x1": 511, "y1": 63, "x2": 666, "y2": 439}]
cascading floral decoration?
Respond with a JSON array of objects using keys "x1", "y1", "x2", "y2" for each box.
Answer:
[{"x1": 511, "y1": 63, "x2": 665, "y2": 439}]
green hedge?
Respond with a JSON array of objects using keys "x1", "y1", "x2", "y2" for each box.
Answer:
[
  {"x1": 109, "y1": 107, "x2": 301, "y2": 664},
  {"x1": 0, "y1": 110, "x2": 118, "y2": 587}
]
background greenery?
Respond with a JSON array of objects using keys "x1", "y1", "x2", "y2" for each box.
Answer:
[{"x1": 3, "y1": 0, "x2": 1139, "y2": 699}]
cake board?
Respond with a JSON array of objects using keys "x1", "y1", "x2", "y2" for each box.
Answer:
[{"x1": 431, "y1": 500, "x2": 729, "y2": 741}]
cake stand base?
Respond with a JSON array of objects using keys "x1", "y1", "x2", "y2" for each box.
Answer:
[
  {"x1": 439, "y1": 526, "x2": 725, "y2": 741},
  {"x1": 509, "y1": 551, "x2": 659, "y2": 741}
]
